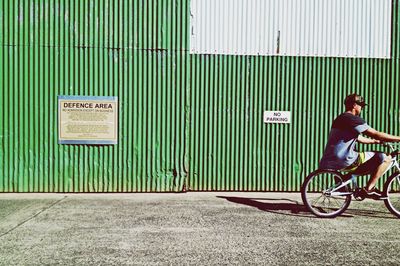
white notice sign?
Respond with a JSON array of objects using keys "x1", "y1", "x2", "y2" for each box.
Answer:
[
  {"x1": 58, "y1": 95, "x2": 118, "y2": 144},
  {"x1": 263, "y1": 111, "x2": 291, "y2": 124}
]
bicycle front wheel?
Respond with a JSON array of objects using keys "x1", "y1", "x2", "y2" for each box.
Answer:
[
  {"x1": 384, "y1": 172, "x2": 400, "y2": 218},
  {"x1": 301, "y1": 169, "x2": 351, "y2": 218}
]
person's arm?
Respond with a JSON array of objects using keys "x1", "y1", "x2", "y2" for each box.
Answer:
[
  {"x1": 363, "y1": 128, "x2": 400, "y2": 142},
  {"x1": 357, "y1": 135, "x2": 380, "y2": 144}
]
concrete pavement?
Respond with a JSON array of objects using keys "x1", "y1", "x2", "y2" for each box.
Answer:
[{"x1": 0, "y1": 192, "x2": 399, "y2": 265}]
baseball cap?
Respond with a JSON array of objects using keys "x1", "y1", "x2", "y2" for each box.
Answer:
[{"x1": 344, "y1": 93, "x2": 367, "y2": 107}]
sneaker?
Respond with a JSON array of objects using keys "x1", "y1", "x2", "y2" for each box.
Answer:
[{"x1": 360, "y1": 187, "x2": 388, "y2": 200}]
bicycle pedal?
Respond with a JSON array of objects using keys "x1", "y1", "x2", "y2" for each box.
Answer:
[
  {"x1": 353, "y1": 189, "x2": 366, "y2": 201},
  {"x1": 354, "y1": 195, "x2": 366, "y2": 201}
]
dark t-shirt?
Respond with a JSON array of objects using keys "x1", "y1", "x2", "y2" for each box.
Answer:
[{"x1": 319, "y1": 113, "x2": 370, "y2": 170}]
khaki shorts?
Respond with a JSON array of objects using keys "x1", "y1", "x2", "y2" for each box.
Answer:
[{"x1": 342, "y1": 152, "x2": 386, "y2": 175}]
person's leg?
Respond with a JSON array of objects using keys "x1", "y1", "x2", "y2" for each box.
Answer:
[
  {"x1": 351, "y1": 152, "x2": 392, "y2": 199},
  {"x1": 366, "y1": 154, "x2": 392, "y2": 190},
  {"x1": 350, "y1": 152, "x2": 376, "y2": 176}
]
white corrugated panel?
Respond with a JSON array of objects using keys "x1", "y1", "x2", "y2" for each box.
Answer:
[{"x1": 190, "y1": 0, "x2": 392, "y2": 58}]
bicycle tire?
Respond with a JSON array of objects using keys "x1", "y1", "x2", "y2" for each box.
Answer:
[
  {"x1": 301, "y1": 169, "x2": 352, "y2": 218},
  {"x1": 384, "y1": 171, "x2": 400, "y2": 219}
]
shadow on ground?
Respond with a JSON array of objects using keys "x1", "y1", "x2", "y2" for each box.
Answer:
[
  {"x1": 217, "y1": 196, "x2": 317, "y2": 218},
  {"x1": 217, "y1": 196, "x2": 396, "y2": 219}
]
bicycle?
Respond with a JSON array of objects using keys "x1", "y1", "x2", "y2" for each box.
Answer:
[{"x1": 301, "y1": 142, "x2": 400, "y2": 218}]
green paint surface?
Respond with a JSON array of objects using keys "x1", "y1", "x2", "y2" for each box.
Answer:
[{"x1": 0, "y1": 0, "x2": 399, "y2": 192}]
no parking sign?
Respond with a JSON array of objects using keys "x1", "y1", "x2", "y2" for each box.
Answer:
[{"x1": 263, "y1": 111, "x2": 291, "y2": 124}]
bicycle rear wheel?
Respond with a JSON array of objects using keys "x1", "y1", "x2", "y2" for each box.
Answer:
[
  {"x1": 384, "y1": 172, "x2": 400, "y2": 218},
  {"x1": 301, "y1": 169, "x2": 351, "y2": 218}
]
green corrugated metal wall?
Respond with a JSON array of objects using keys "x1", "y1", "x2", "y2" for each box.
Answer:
[{"x1": 0, "y1": 0, "x2": 399, "y2": 192}]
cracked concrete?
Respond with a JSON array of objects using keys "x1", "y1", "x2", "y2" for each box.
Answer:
[{"x1": 0, "y1": 192, "x2": 399, "y2": 265}]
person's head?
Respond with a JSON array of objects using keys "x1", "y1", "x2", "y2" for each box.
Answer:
[{"x1": 344, "y1": 93, "x2": 367, "y2": 115}]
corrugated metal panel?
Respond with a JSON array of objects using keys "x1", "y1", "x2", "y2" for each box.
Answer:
[
  {"x1": 0, "y1": 0, "x2": 189, "y2": 192},
  {"x1": 0, "y1": 0, "x2": 399, "y2": 192},
  {"x1": 188, "y1": 55, "x2": 400, "y2": 191},
  {"x1": 190, "y1": 0, "x2": 392, "y2": 58},
  {"x1": 187, "y1": 0, "x2": 400, "y2": 191}
]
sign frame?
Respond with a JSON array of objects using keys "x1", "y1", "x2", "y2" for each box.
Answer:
[
  {"x1": 58, "y1": 95, "x2": 118, "y2": 145},
  {"x1": 263, "y1": 111, "x2": 291, "y2": 124}
]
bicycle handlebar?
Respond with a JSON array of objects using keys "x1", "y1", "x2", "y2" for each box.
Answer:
[
  {"x1": 381, "y1": 142, "x2": 400, "y2": 148},
  {"x1": 381, "y1": 142, "x2": 400, "y2": 157}
]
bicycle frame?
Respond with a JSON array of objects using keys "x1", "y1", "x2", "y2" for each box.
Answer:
[{"x1": 329, "y1": 143, "x2": 400, "y2": 197}]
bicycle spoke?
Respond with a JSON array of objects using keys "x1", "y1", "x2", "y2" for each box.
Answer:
[
  {"x1": 302, "y1": 170, "x2": 351, "y2": 218},
  {"x1": 331, "y1": 197, "x2": 344, "y2": 208},
  {"x1": 311, "y1": 178, "x2": 323, "y2": 192},
  {"x1": 395, "y1": 177, "x2": 400, "y2": 187},
  {"x1": 310, "y1": 195, "x2": 324, "y2": 206},
  {"x1": 384, "y1": 174, "x2": 400, "y2": 218},
  {"x1": 322, "y1": 197, "x2": 331, "y2": 212}
]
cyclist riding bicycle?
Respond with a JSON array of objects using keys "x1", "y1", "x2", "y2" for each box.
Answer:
[{"x1": 319, "y1": 93, "x2": 400, "y2": 200}]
